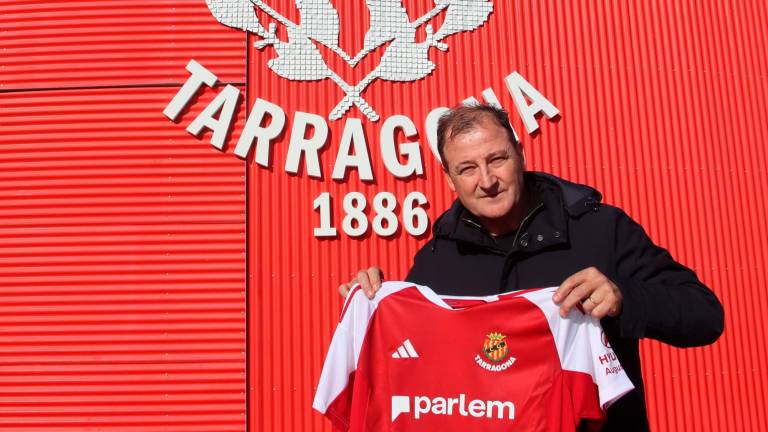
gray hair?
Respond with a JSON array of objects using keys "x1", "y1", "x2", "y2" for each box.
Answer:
[{"x1": 436, "y1": 103, "x2": 520, "y2": 170}]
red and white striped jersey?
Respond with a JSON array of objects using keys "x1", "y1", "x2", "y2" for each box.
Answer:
[{"x1": 313, "y1": 282, "x2": 634, "y2": 431}]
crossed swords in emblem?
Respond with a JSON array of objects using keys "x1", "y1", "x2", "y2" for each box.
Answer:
[{"x1": 206, "y1": 0, "x2": 493, "y2": 121}]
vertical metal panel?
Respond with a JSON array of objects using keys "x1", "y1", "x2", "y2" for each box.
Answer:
[
  {"x1": 0, "y1": 0, "x2": 246, "y2": 90},
  {"x1": 242, "y1": 1, "x2": 768, "y2": 431},
  {"x1": 0, "y1": 86, "x2": 247, "y2": 431}
]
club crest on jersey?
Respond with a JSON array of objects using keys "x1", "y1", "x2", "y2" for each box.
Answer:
[
  {"x1": 483, "y1": 332, "x2": 509, "y2": 362},
  {"x1": 475, "y1": 332, "x2": 515, "y2": 372},
  {"x1": 205, "y1": 0, "x2": 494, "y2": 121}
]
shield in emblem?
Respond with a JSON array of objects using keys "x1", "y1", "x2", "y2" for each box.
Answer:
[{"x1": 482, "y1": 332, "x2": 509, "y2": 363}]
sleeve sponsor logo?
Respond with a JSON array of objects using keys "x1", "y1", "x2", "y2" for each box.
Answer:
[
  {"x1": 601, "y1": 330, "x2": 611, "y2": 349},
  {"x1": 596, "y1": 333, "x2": 623, "y2": 376}
]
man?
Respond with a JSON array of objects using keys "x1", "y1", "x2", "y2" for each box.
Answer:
[{"x1": 338, "y1": 103, "x2": 724, "y2": 431}]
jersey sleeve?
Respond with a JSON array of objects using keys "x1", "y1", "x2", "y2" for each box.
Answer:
[
  {"x1": 313, "y1": 282, "x2": 419, "y2": 430},
  {"x1": 564, "y1": 308, "x2": 635, "y2": 411},
  {"x1": 520, "y1": 288, "x2": 635, "y2": 412},
  {"x1": 312, "y1": 286, "x2": 376, "y2": 431}
]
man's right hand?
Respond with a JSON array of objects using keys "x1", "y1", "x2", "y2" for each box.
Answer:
[{"x1": 338, "y1": 267, "x2": 384, "y2": 299}]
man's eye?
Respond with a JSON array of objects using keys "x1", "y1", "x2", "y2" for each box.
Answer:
[
  {"x1": 490, "y1": 157, "x2": 507, "y2": 166},
  {"x1": 459, "y1": 167, "x2": 476, "y2": 175}
]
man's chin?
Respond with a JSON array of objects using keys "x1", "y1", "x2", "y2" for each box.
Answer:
[
  {"x1": 479, "y1": 214, "x2": 509, "y2": 224},
  {"x1": 477, "y1": 203, "x2": 513, "y2": 219},
  {"x1": 476, "y1": 208, "x2": 515, "y2": 223}
]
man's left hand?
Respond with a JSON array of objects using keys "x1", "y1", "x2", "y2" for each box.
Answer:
[{"x1": 553, "y1": 267, "x2": 623, "y2": 319}]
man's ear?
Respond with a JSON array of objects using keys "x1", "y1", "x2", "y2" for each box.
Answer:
[{"x1": 519, "y1": 145, "x2": 527, "y2": 169}]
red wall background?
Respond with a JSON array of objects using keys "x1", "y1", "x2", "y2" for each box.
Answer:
[
  {"x1": 1, "y1": 1, "x2": 248, "y2": 430},
  {"x1": 2, "y1": 1, "x2": 767, "y2": 431}
]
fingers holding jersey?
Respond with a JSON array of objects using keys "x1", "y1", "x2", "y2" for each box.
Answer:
[
  {"x1": 555, "y1": 272, "x2": 599, "y2": 318},
  {"x1": 589, "y1": 294, "x2": 621, "y2": 318},
  {"x1": 553, "y1": 267, "x2": 623, "y2": 319},
  {"x1": 338, "y1": 267, "x2": 384, "y2": 299},
  {"x1": 359, "y1": 267, "x2": 384, "y2": 299},
  {"x1": 338, "y1": 283, "x2": 352, "y2": 298}
]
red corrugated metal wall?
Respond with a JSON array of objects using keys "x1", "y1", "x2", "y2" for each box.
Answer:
[
  {"x1": 2, "y1": 1, "x2": 767, "y2": 431},
  {"x1": 242, "y1": 1, "x2": 767, "y2": 431},
  {"x1": 1, "y1": 1, "x2": 247, "y2": 431}
]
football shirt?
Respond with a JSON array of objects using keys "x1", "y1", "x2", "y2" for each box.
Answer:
[{"x1": 313, "y1": 281, "x2": 634, "y2": 431}]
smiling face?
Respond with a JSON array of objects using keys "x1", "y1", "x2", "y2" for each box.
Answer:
[{"x1": 442, "y1": 118, "x2": 527, "y2": 235}]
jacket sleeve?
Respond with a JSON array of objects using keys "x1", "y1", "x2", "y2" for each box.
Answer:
[{"x1": 609, "y1": 210, "x2": 724, "y2": 347}]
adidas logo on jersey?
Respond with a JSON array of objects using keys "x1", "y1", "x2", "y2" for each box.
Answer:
[
  {"x1": 391, "y1": 394, "x2": 515, "y2": 422},
  {"x1": 392, "y1": 339, "x2": 419, "y2": 359}
]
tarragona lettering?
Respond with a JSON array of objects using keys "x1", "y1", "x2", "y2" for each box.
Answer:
[
  {"x1": 163, "y1": 60, "x2": 560, "y2": 182},
  {"x1": 474, "y1": 354, "x2": 517, "y2": 372}
]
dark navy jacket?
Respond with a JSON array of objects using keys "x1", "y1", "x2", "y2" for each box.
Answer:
[{"x1": 406, "y1": 171, "x2": 725, "y2": 431}]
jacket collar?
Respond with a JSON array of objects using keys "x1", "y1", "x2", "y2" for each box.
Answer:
[{"x1": 432, "y1": 172, "x2": 602, "y2": 252}]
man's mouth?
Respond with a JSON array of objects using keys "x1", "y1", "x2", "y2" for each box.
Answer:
[{"x1": 481, "y1": 190, "x2": 503, "y2": 199}]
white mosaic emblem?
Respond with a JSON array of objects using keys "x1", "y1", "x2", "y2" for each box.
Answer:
[{"x1": 205, "y1": 0, "x2": 494, "y2": 121}]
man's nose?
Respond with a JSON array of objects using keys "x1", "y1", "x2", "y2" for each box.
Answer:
[{"x1": 478, "y1": 166, "x2": 497, "y2": 189}]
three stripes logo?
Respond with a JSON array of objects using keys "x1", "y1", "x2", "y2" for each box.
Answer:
[{"x1": 392, "y1": 339, "x2": 419, "y2": 359}]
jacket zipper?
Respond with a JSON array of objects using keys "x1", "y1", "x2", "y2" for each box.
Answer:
[
  {"x1": 460, "y1": 218, "x2": 505, "y2": 254},
  {"x1": 512, "y1": 202, "x2": 544, "y2": 248},
  {"x1": 461, "y1": 218, "x2": 484, "y2": 230},
  {"x1": 501, "y1": 202, "x2": 544, "y2": 291},
  {"x1": 459, "y1": 202, "x2": 544, "y2": 254}
]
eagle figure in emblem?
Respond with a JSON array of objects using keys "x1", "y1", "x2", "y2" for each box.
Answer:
[
  {"x1": 295, "y1": 0, "x2": 351, "y2": 61},
  {"x1": 351, "y1": 0, "x2": 414, "y2": 65},
  {"x1": 204, "y1": 0, "x2": 494, "y2": 121}
]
